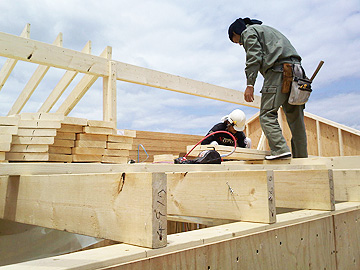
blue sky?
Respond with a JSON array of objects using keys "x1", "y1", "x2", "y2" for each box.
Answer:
[{"x1": 0, "y1": 0, "x2": 359, "y2": 135}]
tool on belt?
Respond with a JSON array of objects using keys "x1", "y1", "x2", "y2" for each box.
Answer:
[{"x1": 282, "y1": 60, "x2": 324, "y2": 105}]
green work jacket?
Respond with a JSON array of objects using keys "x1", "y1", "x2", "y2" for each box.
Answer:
[{"x1": 240, "y1": 25, "x2": 301, "y2": 86}]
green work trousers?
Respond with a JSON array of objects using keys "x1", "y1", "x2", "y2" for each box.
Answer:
[{"x1": 259, "y1": 66, "x2": 308, "y2": 158}]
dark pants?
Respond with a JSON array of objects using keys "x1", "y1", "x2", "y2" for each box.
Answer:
[{"x1": 259, "y1": 66, "x2": 308, "y2": 158}]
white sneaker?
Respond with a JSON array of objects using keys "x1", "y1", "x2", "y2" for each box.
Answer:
[{"x1": 265, "y1": 152, "x2": 292, "y2": 160}]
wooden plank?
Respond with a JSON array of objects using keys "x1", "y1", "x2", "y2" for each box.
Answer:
[
  {"x1": 102, "y1": 156, "x2": 128, "y2": 164},
  {"x1": 38, "y1": 41, "x2": 92, "y2": 113},
  {"x1": 48, "y1": 154, "x2": 72, "y2": 163},
  {"x1": 0, "y1": 116, "x2": 19, "y2": 126},
  {"x1": 0, "y1": 24, "x2": 30, "y2": 91},
  {"x1": 87, "y1": 119, "x2": 116, "y2": 129},
  {"x1": 0, "y1": 152, "x2": 5, "y2": 162},
  {"x1": 316, "y1": 120, "x2": 322, "y2": 156},
  {"x1": 5, "y1": 152, "x2": 49, "y2": 161},
  {"x1": 18, "y1": 120, "x2": 61, "y2": 129},
  {"x1": 76, "y1": 133, "x2": 107, "y2": 141},
  {"x1": 107, "y1": 142, "x2": 132, "y2": 150},
  {"x1": 58, "y1": 124, "x2": 84, "y2": 133},
  {"x1": 17, "y1": 128, "x2": 57, "y2": 137},
  {"x1": 62, "y1": 116, "x2": 88, "y2": 126},
  {"x1": 48, "y1": 146, "x2": 72, "y2": 154},
  {"x1": 104, "y1": 149, "x2": 129, "y2": 157},
  {"x1": 12, "y1": 136, "x2": 54, "y2": 145},
  {"x1": 108, "y1": 135, "x2": 133, "y2": 144},
  {"x1": 10, "y1": 144, "x2": 49, "y2": 153},
  {"x1": 53, "y1": 139, "x2": 75, "y2": 147},
  {"x1": 0, "y1": 134, "x2": 12, "y2": 143},
  {"x1": 0, "y1": 172, "x2": 167, "y2": 248},
  {"x1": 75, "y1": 140, "x2": 106, "y2": 148},
  {"x1": 19, "y1": 112, "x2": 65, "y2": 121},
  {"x1": 56, "y1": 47, "x2": 112, "y2": 116},
  {"x1": 0, "y1": 126, "x2": 18, "y2": 134},
  {"x1": 274, "y1": 169, "x2": 335, "y2": 210},
  {"x1": 116, "y1": 61, "x2": 261, "y2": 109},
  {"x1": 0, "y1": 143, "x2": 11, "y2": 152},
  {"x1": 84, "y1": 126, "x2": 115, "y2": 135},
  {"x1": 8, "y1": 33, "x2": 63, "y2": 115},
  {"x1": 55, "y1": 131, "x2": 76, "y2": 140},
  {"x1": 333, "y1": 169, "x2": 360, "y2": 202},
  {"x1": 167, "y1": 170, "x2": 276, "y2": 223},
  {"x1": 72, "y1": 147, "x2": 106, "y2": 155},
  {"x1": 187, "y1": 144, "x2": 270, "y2": 160},
  {"x1": 72, "y1": 154, "x2": 102, "y2": 162}
]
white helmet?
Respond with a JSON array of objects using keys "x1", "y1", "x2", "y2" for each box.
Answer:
[{"x1": 222, "y1": 109, "x2": 246, "y2": 131}]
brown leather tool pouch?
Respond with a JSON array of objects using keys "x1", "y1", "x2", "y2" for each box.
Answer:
[{"x1": 282, "y1": 63, "x2": 293, "y2": 93}]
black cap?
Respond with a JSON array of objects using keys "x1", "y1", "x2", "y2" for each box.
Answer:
[{"x1": 228, "y1": 17, "x2": 262, "y2": 42}]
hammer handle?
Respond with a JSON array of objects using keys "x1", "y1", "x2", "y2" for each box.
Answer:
[{"x1": 310, "y1": 60, "x2": 324, "y2": 82}]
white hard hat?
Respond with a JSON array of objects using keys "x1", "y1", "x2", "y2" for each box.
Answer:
[{"x1": 223, "y1": 109, "x2": 246, "y2": 131}]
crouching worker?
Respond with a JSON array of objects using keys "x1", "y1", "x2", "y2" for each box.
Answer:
[{"x1": 201, "y1": 109, "x2": 251, "y2": 148}]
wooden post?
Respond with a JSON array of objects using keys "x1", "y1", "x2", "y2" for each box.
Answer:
[
  {"x1": 103, "y1": 60, "x2": 117, "y2": 124},
  {"x1": 338, "y1": 128, "x2": 344, "y2": 156},
  {"x1": 316, "y1": 120, "x2": 322, "y2": 156}
]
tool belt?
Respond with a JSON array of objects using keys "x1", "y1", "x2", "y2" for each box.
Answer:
[{"x1": 281, "y1": 63, "x2": 312, "y2": 105}]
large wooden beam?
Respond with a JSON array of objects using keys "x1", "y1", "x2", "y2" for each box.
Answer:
[
  {"x1": 115, "y1": 62, "x2": 261, "y2": 108},
  {"x1": 103, "y1": 60, "x2": 117, "y2": 123},
  {"x1": 274, "y1": 169, "x2": 335, "y2": 210},
  {"x1": 167, "y1": 170, "x2": 276, "y2": 223},
  {"x1": 0, "y1": 31, "x2": 108, "y2": 76},
  {"x1": 0, "y1": 172, "x2": 167, "y2": 248}
]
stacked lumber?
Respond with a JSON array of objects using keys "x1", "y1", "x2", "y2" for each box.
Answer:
[
  {"x1": 0, "y1": 115, "x2": 19, "y2": 162},
  {"x1": 129, "y1": 130, "x2": 203, "y2": 162},
  {"x1": 6, "y1": 113, "x2": 62, "y2": 162},
  {"x1": 51, "y1": 116, "x2": 86, "y2": 163}
]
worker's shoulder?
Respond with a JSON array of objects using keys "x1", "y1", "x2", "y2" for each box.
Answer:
[{"x1": 212, "y1": 122, "x2": 227, "y2": 130}]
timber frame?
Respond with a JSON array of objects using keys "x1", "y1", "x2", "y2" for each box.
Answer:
[{"x1": 0, "y1": 24, "x2": 360, "y2": 269}]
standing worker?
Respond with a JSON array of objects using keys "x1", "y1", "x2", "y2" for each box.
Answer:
[
  {"x1": 201, "y1": 109, "x2": 251, "y2": 148},
  {"x1": 228, "y1": 17, "x2": 308, "y2": 160}
]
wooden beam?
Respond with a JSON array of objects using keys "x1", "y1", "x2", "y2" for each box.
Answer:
[
  {"x1": 257, "y1": 131, "x2": 266, "y2": 151},
  {"x1": 0, "y1": 31, "x2": 108, "y2": 76},
  {"x1": 8, "y1": 33, "x2": 63, "y2": 115},
  {"x1": 0, "y1": 172, "x2": 167, "y2": 248},
  {"x1": 38, "y1": 41, "x2": 92, "y2": 113},
  {"x1": 103, "y1": 60, "x2": 117, "y2": 123},
  {"x1": 333, "y1": 169, "x2": 360, "y2": 202},
  {"x1": 274, "y1": 169, "x2": 335, "y2": 210},
  {"x1": 56, "y1": 46, "x2": 112, "y2": 116},
  {"x1": 0, "y1": 24, "x2": 30, "y2": 91},
  {"x1": 115, "y1": 61, "x2": 261, "y2": 109},
  {"x1": 167, "y1": 170, "x2": 276, "y2": 223}
]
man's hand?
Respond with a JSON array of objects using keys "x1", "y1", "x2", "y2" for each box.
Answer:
[{"x1": 244, "y1": 85, "x2": 254, "y2": 102}]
